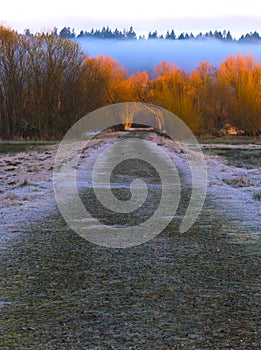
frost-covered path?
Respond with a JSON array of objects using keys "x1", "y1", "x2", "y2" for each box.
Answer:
[{"x1": 0, "y1": 134, "x2": 260, "y2": 349}]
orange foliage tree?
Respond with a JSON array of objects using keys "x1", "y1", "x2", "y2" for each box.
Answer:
[
  {"x1": 83, "y1": 55, "x2": 127, "y2": 104},
  {"x1": 190, "y1": 62, "x2": 232, "y2": 134},
  {"x1": 149, "y1": 61, "x2": 202, "y2": 133},
  {"x1": 219, "y1": 54, "x2": 261, "y2": 135}
]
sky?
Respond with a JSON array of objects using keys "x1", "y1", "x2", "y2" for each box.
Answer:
[{"x1": 1, "y1": 0, "x2": 260, "y2": 38}]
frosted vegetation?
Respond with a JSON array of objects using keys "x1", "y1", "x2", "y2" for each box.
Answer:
[{"x1": 0, "y1": 133, "x2": 260, "y2": 348}]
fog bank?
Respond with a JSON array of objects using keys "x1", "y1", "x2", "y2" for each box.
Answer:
[{"x1": 76, "y1": 38, "x2": 261, "y2": 73}]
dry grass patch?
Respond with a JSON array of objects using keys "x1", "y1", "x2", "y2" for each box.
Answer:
[{"x1": 222, "y1": 176, "x2": 256, "y2": 188}]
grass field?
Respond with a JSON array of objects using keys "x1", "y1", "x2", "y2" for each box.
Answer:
[
  {"x1": 0, "y1": 141, "x2": 58, "y2": 155},
  {"x1": 203, "y1": 148, "x2": 261, "y2": 169},
  {"x1": 199, "y1": 136, "x2": 261, "y2": 145},
  {"x1": 0, "y1": 133, "x2": 260, "y2": 349}
]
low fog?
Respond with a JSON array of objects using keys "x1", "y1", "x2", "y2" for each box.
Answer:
[{"x1": 76, "y1": 38, "x2": 261, "y2": 73}]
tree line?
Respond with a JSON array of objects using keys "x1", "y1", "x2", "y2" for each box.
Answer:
[
  {"x1": 0, "y1": 26, "x2": 260, "y2": 140},
  {"x1": 24, "y1": 26, "x2": 261, "y2": 43}
]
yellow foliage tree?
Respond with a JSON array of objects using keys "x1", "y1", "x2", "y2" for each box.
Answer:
[
  {"x1": 149, "y1": 62, "x2": 202, "y2": 133},
  {"x1": 219, "y1": 54, "x2": 261, "y2": 135}
]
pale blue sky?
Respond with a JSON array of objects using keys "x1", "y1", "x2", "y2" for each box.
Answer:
[{"x1": 1, "y1": 0, "x2": 260, "y2": 38}]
